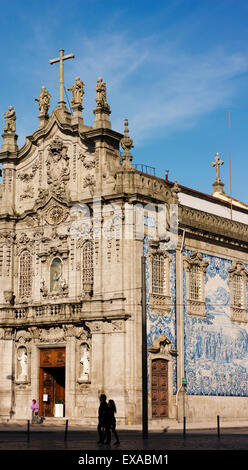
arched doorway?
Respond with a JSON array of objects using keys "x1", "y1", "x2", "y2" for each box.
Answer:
[{"x1": 151, "y1": 359, "x2": 169, "y2": 418}]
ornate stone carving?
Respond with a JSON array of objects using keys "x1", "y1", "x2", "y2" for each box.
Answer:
[
  {"x1": 46, "y1": 137, "x2": 69, "y2": 194},
  {"x1": 0, "y1": 328, "x2": 13, "y2": 340},
  {"x1": 3, "y1": 290, "x2": 15, "y2": 305},
  {"x1": 18, "y1": 162, "x2": 38, "y2": 182},
  {"x1": 83, "y1": 174, "x2": 96, "y2": 194},
  {"x1": 80, "y1": 152, "x2": 95, "y2": 170},
  {"x1": 38, "y1": 327, "x2": 66, "y2": 343},
  {"x1": 20, "y1": 184, "x2": 34, "y2": 200},
  {"x1": 46, "y1": 205, "x2": 64, "y2": 225},
  {"x1": 148, "y1": 335, "x2": 177, "y2": 357}
]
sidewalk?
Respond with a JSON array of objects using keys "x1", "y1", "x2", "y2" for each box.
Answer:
[{"x1": 1, "y1": 417, "x2": 248, "y2": 432}]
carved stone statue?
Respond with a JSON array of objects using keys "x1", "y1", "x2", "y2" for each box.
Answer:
[
  {"x1": 79, "y1": 344, "x2": 90, "y2": 380},
  {"x1": 68, "y1": 76, "x2": 84, "y2": 107},
  {"x1": 17, "y1": 346, "x2": 28, "y2": 380},
  {"x1": 4, "y1": 106, "x2": 16, "y2": 133},
  {"x1": 35, "y1": 86, "x2": 51, "y2": 117},
  {"x1": 50, "y1": 257, "x2": 62, "y2": 292},
  {"x1": 95, "y1": 77, "x2": 110, "y2": 111}
]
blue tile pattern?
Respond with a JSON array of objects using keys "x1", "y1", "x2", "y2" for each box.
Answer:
[
  {"x1": 184, "y1": 250, "x2": 248, "y2": 396},
  {"x1": 144, "y1": 238, "x2": 177, "y2": 394},
  {"x1": 145, "y1": 239, "x2": 248, "y2": 397}
]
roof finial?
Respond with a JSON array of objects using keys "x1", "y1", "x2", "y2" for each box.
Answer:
[
  {"x1": 120, "y1": 119, "x2": 134, "y2": 168},
  {"x1": 211, "y1": 152, "x2": 225, "y2": 195}
]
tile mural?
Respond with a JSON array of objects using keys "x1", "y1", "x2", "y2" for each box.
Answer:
[
  {"x1": 184, "y1": 250, "x2": 248, "y2": 396},
  {"x1": 144, "y1": 238, "x2": 248, "y2": 397}
]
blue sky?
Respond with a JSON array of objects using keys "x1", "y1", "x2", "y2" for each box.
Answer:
[{"x1": 0, "y1": 0, "x2": 248, "y2": 203}]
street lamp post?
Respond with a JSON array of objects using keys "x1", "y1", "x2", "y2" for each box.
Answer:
[{"x1": 141, "y1": 255, "x2": 148, "y2": 439}]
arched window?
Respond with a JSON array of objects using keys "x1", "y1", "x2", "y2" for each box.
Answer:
[
  {"x1": 19, "y1": 250, "x2": 32, "y2": 299},
  {"x1": 82, "y1": 241, "x2": 94, "y2": 291}
]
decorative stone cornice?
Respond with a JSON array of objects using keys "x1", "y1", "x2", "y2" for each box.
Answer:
[{"x1": 179, "y1": 204, "x2": 248, "y2": 247}]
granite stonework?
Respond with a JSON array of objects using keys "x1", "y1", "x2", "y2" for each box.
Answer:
[{"x1": 0, "y1": 52, "x2": 248, "y2": 424}]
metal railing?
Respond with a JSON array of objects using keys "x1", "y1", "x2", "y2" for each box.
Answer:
[{"x1": 133, "y1": 164, "x2": 156, "y2": 176}]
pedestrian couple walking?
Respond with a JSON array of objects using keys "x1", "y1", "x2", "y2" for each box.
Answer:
[{"x1": 97, "y1": 394, "x2": 120, "y2": 445}]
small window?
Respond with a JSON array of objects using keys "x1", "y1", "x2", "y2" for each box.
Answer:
[
  {"x1": 149, "y1": 248, "x2": 171, "y2": 316},
  {"x1": 189, "y1": 264, "x2": 201, "y2": 301},
  {"x1": 184, "y1": 251, "x2": 209, "y2": 317},
  {"x1": 152, "y1": 254, "x2": 165, "y2": 294},
  {"x1": 233, "y1": 274, "x2": 243, "y2": 308},
  {"x1": 19, "y1": 250, "x2": 32, "y2": 299},
  {"x1": 82, "y1": 241, "x2": 94, "y2": 285}
]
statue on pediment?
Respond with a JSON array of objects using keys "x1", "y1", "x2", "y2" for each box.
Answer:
[
  {"x1": 68, "y1": 76, "x2": 84, "y2": 107},
  {"x1": 35, "y1": 86, "x2": 51, "y2": 117},
  {"x1": 4, "y1": 106, "x2": 16, "y2": 133}
]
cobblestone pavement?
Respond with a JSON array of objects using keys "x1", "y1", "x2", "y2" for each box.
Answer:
[{"x1": 0, "y1": 428, "x2": 248, "y2": 466}]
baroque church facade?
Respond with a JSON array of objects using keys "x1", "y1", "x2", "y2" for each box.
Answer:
[{"x1": 0, "y1": 51, "x2": 248, "y2": 424}]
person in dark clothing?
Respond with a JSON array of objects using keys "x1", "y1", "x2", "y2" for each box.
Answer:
[
  {"x1": 97, "y1": 394, "x2": 110, "y2": 444},
  {"x1": 107, "y1": 399, "x2": 120, "y2": 445}
]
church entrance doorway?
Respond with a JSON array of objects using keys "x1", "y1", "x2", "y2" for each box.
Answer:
[
  {"x1": 151, "y1": 359, "x2": 169, "y2": 418},
  {"x1": 39, "y1": 348, "x2": 66, "y2": 417}
]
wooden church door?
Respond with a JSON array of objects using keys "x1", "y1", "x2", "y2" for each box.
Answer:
[{"x1": 151, "y1": 359, "x2": 169, "y2": 418}]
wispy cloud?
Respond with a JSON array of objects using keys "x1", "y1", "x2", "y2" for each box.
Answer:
[{"x1": 72, "y1": 33, "x2": 248, "y2": 145}]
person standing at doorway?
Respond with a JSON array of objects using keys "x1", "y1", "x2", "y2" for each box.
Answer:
[{"x1": 31, "y1": 399, "x2": 39, "y2": 424}]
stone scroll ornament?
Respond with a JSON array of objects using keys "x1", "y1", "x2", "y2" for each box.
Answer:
[{"x1": 46, "y1": 137, "x2": 70, "y2": 195}]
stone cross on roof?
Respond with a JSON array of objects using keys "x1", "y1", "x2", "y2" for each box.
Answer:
[
  {"x1": 50, "y1": 49, "x2": 75, "y2": 106},
  {"x1": 211, "y1": 152, "x2": 225, "y2": 195},
  {"x1": 211, "y1": 152, "x2": 224, "y2": 183}
]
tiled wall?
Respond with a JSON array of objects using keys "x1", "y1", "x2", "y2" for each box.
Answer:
[
  {"x1": 184, "y1": 250, "x2": 248, "y2": 396},
  {"x1": 145, "y1": 238, "x2": 248, "y2": 397}
]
